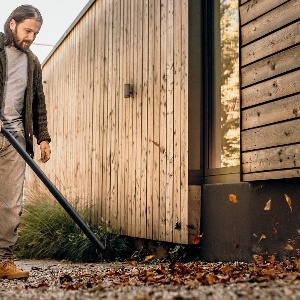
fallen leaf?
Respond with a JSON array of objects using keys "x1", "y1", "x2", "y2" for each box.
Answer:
[
  {"x1": 264, "y1": 199, "x2": 271, "y2": 211},
  {"x1": 144, "y1": 255, "x2": 155, "y2": 262},
  {"x1": 273, "y1": 227, "x2": 278, "y2": 235},
  {"x1": 59, "y1": 274, "x2": 73, "y2": 284},
  {"x1": 285, "y1": 244, "x2": 294, "y2": 251},
  {"x1": 229, "y1": 194, "x2": 238, "y2": 203},
  {"x1": 284, "y1": 194, "x2": 292, "y2": 212},
  {"x1": 259, "y1": 234, "x2": 266, "y2": 243},
  {"x1": 128, "y1": 260, "x2": 138, "y2": 266},
  {"x1": 267, "y1": 255, "x2": 276, "y2": 263},
  {"x1": 192, "y1": 234, "x2": 202, "y2": 244},
  {"x1": 253, "y1": 254, "x2": 264, "y2": 264},
  {"x1": 292, "y1": 258, "x2": 300, "y2": 270},
  {"x1": 205, "y1": 273, "x2": 215, "y2": 285},
  {"x1": 66, "y1": 284, "x2": 78, "y2": 290},
  {"x1": 221, "y1": 265, "x2": 233, "y2": 274}
]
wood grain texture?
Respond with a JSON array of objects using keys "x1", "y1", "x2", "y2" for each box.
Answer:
[
  {"x1": 241, "y1": 21, "x2": 300, "y2": 66},
  {"x1": 241, "y1": 0, "x2": 300, "y2": 45},
  {"x1": 241, "y1": 45, "x2": 300, "y2": 87},
  {"x1": 40, "y1": 0, "x2": 191, "y2": 244},
  {"x1": 242, "y1": 69, "x2": 300, "y2": 108}
]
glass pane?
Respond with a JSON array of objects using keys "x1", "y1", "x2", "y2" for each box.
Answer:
[{"x1": 210, "y1": 0, "x2": 240, "y2": 169}]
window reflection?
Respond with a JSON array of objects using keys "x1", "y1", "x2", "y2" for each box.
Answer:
[{"x1": 210, "y1": 0, "x2": 240, "y2": 168}]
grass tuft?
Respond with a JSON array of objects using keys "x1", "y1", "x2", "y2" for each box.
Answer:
[{"x1": 15, "y1": 187, "x2": 132, "y2": 262}]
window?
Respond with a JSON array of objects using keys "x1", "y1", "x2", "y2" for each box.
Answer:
[{"x1": 203, "y1": 0, "x2": 240, "y2": 182}]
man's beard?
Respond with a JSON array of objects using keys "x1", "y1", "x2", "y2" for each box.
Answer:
[{"x1": 12, "y1": 29, "x2": 30, "y2": 52}]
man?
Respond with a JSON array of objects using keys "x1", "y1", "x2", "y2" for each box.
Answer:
[{"x1": 0, "y1": 5, "x2": 51, "y2": 279}]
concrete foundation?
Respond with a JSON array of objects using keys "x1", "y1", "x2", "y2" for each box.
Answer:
[{"x1": 200, "y1": 179, "x2": 300, "y2": 262}]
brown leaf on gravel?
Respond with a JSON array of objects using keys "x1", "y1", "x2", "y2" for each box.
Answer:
[
  {"x1": 128, "y1": 260, "x2": 138, "y2": 266},
  {"x1": 157, "y1": 264, "x2": 168, "y2": 275},
  {"x1": 292, "y1": 259, "x2": 300, "y2": 270},
  {"x1": 205, "y1": 273, "x2": 215, "y2": 285},
  {"x1": 267, "y1": 255, "x2": 276, "y2": 263},
  {"x1": 31, "y1": 258, "x2": 300, "y2": 292},
  {"x1": 65, "y1": 284, "x2": 79, "y2": 290},
  {"x1": 144, "y1": 255, "x2": 155, "y2": 262},
  {"x1": 59, "y1": 274, "x2": 73, "y2": 284},
  {"x1": 253, "y1": 254, "x2": 264, "y2": 264},
  {"x1": 221, "y1": 265, "x2": 233, "y2": 274}
]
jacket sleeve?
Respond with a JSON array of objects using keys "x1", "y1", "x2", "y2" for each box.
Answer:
[{"x1": 32, "y1": 58, "x2": 51, "y2": 144}]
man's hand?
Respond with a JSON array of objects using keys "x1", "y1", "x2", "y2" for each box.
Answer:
[{"x1": 39, "y1": 141, "x2": 51, "y2": 163}]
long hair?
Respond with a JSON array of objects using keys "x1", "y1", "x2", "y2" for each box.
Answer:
[{"x1": 4, "y1": 5, "x2": 43, "y2": 46}]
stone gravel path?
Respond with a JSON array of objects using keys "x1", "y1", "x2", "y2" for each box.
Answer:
[{"x1": 0, "y1": 260, "x2": 300, "y2": 299}]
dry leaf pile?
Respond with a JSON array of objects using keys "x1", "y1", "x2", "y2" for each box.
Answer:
[{"x1": 6, "y1": 258, "x2": 300, "y2": 292}]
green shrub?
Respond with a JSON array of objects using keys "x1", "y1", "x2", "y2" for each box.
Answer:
[{"x1": 15, "y1": 188, "x2": 132, "y2": 262}]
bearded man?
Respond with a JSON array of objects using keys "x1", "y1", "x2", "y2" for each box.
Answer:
[{"x1": 0, "y1": 5, "x2": 51, "y2": 279}]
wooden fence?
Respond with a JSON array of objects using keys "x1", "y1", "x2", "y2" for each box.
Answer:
[{"x1": 28, "y1": 0, "x2": 201, "y2": 244}]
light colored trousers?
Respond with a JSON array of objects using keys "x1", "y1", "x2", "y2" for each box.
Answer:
[{"x1": 0, "y1": 131, "x2": 26, "y2": 260}]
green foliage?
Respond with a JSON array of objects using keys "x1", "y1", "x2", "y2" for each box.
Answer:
[{"x1": 15, "y1": 190, "x2": 132, "y2": 262}]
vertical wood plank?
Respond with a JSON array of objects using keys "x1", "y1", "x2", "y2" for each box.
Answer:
[
  {"x1": 146, "y1": 0, "x2": 154, "y2": 240},
  {"x1": 110, "y1": 0, "x2": 120, "y2": 228},
  {"x1": 98, "y1": 0, "x2": 106, "y2": 224},
  {"x1": 87, "y1": 8, "x2": 95, "y2": 214},
  {"x1": 106, "y1": 0, "x2": 113, "y2": 225},
  {"x1": 117, "y1": 0, "x2": 125, "y2": 230},
  {"x1": 135, "y1": 0, "x2": 143, "y2": 237},
  {"x1": 124, "y1": 0, "x2": 130, "y2": 235},
  {"x1": 128, "y1": 0, "x2": 134, "y2": 236},
  {"x1": 101, "y1": 0, "x2": 108, "y2": 224},
  {"x1": 141, "y1": 0, "x2": 149, "y2": 239},
  {"x1": 92, "y1": 0, "x2": 101, "y2": 223},
  {"x1": 165, "y1": 0, "x2": 174, "y2": 242},
  {"x1": 173, "y1": 0, "x2": 182, "y2": 243},
  {"x1": 132, "y1": 0, "x2": 139, "y2": 236},
  {"x1": 181, "y1": 0, "x2": 189, "y2": 243},
  {"x1": 152, "y1": 0, "x2": 161, "y2": 240},
  {"x1": 159, "y1": 0, "x2": 167, "y2": 242}
]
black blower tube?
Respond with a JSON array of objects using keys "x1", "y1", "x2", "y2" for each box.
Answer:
[{"x1": 0, "y1": 122, "x2": 105, "y2": 251}]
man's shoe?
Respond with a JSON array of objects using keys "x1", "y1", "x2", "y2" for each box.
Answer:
[{"x1": 0, "y1": 260, "x2": 29, "y2": 279}]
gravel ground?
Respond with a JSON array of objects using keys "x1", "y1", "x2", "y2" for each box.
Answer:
[{"x1": 1, "y1": 260, "x2": 300, "y2": 300}]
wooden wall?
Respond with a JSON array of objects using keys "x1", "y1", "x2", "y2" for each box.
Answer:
[
  {"x1": 32, "y1": 0, "x2": 200, "y2": 244},
  {"x1": 240, "y1": 0, "x2": 300, "y2": 181}
]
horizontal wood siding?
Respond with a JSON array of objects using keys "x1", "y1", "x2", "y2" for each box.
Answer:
[
  {"x1": 240, "y1": 0, "x2": 300, "y2": 181},
  {"x1": 33, "y1": 0, "x2": 194, "y2": 244}
]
